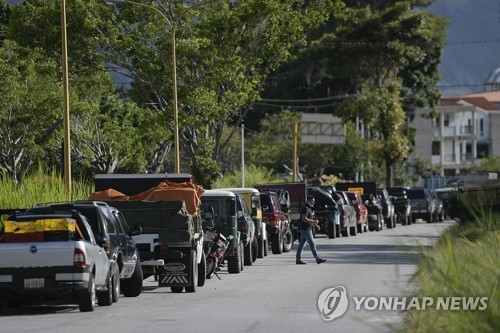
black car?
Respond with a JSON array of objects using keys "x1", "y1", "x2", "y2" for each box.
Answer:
[
  {"x1": 406, "y1": 188, "x2": 435, "y2": 223},
  {"x1": 387, "y1": 187, "x2": 412, "y2": 225},
  {"x1": 31, "y1": 201, "x2": 143, "y2": 300}
]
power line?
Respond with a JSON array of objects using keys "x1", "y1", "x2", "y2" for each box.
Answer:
[{"x1": 259, "y1": 93, "x2": 358, "y2": 103}]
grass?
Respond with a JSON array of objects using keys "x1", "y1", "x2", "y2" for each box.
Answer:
[
  {"x1": 0, "y1": 168, "x2": 92, "y2": 227},
  {"x1": 403, "y1": 213, "x2": 500, "y2": 333}
]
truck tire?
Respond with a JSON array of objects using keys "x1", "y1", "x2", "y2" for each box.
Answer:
[
  {"x1": 185, "y1": 251, "x2": 198, "y2": 293},
  {"x1": 426, "y1": 212, "x2": 433, "y2": 223},
  {"x1": 282, "y1": 227, "x2": 293, "y2": 252},
  {"x1": 349, "y1": 224, "x2": 357, "y2": 236},
  {"x1": 244, "y1": 240, "x2": 253, "y2": 266},
  {"x1": 97, "y1": 272, "x2": 113, "y2": 306},
  {"x1": 239, "y1": 241, "x2": 245, "y2": 272},
  {"x1": 251, "y1": 236, "x2": 258, "y2": 262},
  {"x1": 171, "y1": 287, "x2": 183, "y2": 293},
  {"x1": 257, "y1": 235, "x2": 265, "y2": 259},
  {"x1": 341, "y1": 226, "x2": 349, "y2": 237},
  {"x1": 227, "y1": 242, "x2": 242, "y2": 274},
  {"x1": 271, "y1": 229, "x2": 283, "y2": 254},
  {"x1": 78, "y1": 274, "x2": 96, "y2": 312},
  {"x1": 121, "y1": 260, "x2": 143, "y2": 297},
  {"x1": 335, "y1": 224, "x2": 341, "y2": 237},
  {"x1": 198, "y1": 251, "x2": 207, "y2": 286},
  {"x1": 327, "y1": 220, "x2": 336, "y2": 239}
]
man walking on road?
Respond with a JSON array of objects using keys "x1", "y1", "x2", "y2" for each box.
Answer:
[{"x1": 296, "y1": 195, "x2": 326, "y2": 265}]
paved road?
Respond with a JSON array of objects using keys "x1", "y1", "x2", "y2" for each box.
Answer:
[{"x1": 0, "y1": 220, "x2": 454, "y2": 333}]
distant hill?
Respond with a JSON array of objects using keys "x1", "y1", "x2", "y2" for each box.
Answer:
[
  {"x1": 6, "y1": 0, "x2": 498, "y2": 97},
  {"x1": 428, "y1": 0, "x2": 500, "y2": 96}
]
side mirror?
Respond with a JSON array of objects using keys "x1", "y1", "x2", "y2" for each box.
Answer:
[
  {"x1": 130, "y1": 224, "x2": 142, "y2": 236},
  {"x1": 262, "y1": 205, "x2": 269, "y2": 212},
  {"x1": 98, "y1": 236, "x2": 111, "y2": 253}
]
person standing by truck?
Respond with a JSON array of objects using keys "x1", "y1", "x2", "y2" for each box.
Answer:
[{"x1": 295, "y1": 195, "x2": 326, "y2": 265}]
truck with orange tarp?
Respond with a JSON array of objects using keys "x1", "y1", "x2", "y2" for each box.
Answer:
[{"x1": 90, "y1": 173, "x2": 206, "y2": 293}]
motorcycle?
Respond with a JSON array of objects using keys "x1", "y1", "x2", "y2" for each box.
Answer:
[
  {"x1": 201, "y1": 206, "x2": 232, "y2": 279},
  {"x1": 203, "y1": 224, "x2": 230, "y2": 279}
]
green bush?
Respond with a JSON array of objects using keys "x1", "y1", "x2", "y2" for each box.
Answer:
[
  {"x1": 213, "y1": 164, "x2": 280, "y2": 189},
  {"x1": 403, "y1": 222, "x2": 500, "y2": 333}
]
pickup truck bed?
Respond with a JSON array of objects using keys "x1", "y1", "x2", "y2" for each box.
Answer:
[{"x1": 0, "y1": 211, "x2": 111, "y2": 312}]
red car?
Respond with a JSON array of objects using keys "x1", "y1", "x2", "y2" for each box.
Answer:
[{"x1": 346, "y1": 191, "x2": 368, "y2": 233}]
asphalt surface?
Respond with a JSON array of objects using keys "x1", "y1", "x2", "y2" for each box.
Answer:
[{"x1": 0, "y1": 219, "x2": 455, "y2": 333}]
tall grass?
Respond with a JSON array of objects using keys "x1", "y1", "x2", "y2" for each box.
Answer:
[
  {"x1": 213, "y1": 164, "x2": 281, "y2": 188},
  {"x1": 0, "y1": 167, "x2": 92, "y2": 226},
  {"x1": 403, "y1": 216, "x2": 500, "y2": 333}
]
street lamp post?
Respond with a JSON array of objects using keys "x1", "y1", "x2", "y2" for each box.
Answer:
[
  {"x1": 105, "y1": 0, "x2": 180, "y2": 173},
  {"x1": 61, "y1": 0, "x2": 72, "y2": 197}
]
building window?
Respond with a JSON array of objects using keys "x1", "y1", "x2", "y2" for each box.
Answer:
[
  {"x1": 480, "y1": 119, "x2": 484, "y2": 136},
  {"x1": 432, "y1": 141, "x2": 440, "y2": 155},
  {"x1": 478, "y1": 144, "x2": 489, "y2": 158},
  {"x1": 444, "y1": 114, "x2": 450, "y2": 127}
]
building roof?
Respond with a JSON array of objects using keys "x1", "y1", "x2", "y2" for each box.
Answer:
[
  {"x1": 440, "y1": 95, "x2": 499, "y2": 111},
  {"x1": 456, "y1": 90, "x2": 500, "y2": 103}
]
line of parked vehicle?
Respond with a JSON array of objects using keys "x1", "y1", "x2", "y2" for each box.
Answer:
[{"x1": 0, "y1": 174, "x2": 446, "y2": 313}]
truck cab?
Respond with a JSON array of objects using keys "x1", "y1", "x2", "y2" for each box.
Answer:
[
  {"x1": 218, "y1": 188, "x2": 268, "y2": 259},
  {"x1": 200, "y1": 190, "x2": 243, "y2": 274}
]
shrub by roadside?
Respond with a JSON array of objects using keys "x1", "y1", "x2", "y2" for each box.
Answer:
[{"x1": 403, "y1": 219, "x2": 500, "y2": 333}]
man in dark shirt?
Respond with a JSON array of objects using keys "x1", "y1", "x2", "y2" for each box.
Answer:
[{"x1": 295, "y1": 195, "x2": 326, "y2": 264}]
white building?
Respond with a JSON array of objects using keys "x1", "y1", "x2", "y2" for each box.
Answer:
[{"x1": 412, "y1": 90, "x2": 500, "y2": 176}]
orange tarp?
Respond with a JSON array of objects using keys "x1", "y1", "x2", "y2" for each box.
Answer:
[
  {"x1": 89, "y1": 180, "x2": 205, "y2": 215},
  {"x1": 89, "y1": 188, "x2": 129, "y2": 200}
]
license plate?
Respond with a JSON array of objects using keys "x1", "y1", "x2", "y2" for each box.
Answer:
[{"x1": 24, "y1": 278, "x2": 44, "y2": 289}]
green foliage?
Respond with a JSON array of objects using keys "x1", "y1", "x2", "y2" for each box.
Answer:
[
  {"x1": 476, "y1": 156, "x2": 500, "y2": 173},
  {"x1": 0, "y1": 40, "x2": 61, "y2": 182},
  {"x1": 0, "y1": 165, "x2": 91, "y2": 211},
  {"x1": 0, "y1": 0, "x2": 10, "y2": 43},
  {"x1": 404, "y1": 224, "x2": 500, "y2": 333},
  {"x1": 213, "y1": 164, "x2": 279, "y2": 189}
]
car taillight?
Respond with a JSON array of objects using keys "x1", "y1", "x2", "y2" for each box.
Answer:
[
  {"x1": 342, "y1": 210, "x2": 346, "y2": 217},
  {"x1": 241, "y1": 222, "x2": 248, "y2": 231},
  {"x1": 74, "y1": 248, "x2": 86, "y2": 267}
]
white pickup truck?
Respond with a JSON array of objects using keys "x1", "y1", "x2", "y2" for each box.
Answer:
[{"x1": 0, "y1": 208, "x2": 112, "y2": 312}]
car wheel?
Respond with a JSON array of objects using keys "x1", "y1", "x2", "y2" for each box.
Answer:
[
  {"x1": 171, "y1": 287, "x2": 183, "y2": 293},
  {"x1": 227, "y1": 241, "x2": 241, "y2": 274},
  {"x1": 257, "y1": 235, "x2": 265, "y2": 259},
  {"x1": 239, "y1": 241, "x2": 245, "y2": 272},
  {"x1": 97, "y1": 272, "x2": 113, "y2": 306},
  {"x1": 111, "y1": 264, "x2": 120, "y2": 303},
  {"x1": 282, "y1": 227, "x2": 293, "y2": 252},
  {"x1": 244, "y1": 240, "x2": 253, "y2": 266},
  {"x1": 271, "y1": 230, "x2": 283, "y2": 254},
  {"x1": 78, "y1": 274, "x2": 96, "y2": 312},
  {"x1": 121, "y1": 261, "x2": 143, "y2": 297},
  {"x1": 349, "y1": 224, "x2": 357, "y2": 236},
  {"x1": 251, "y1": 236, "x2": 258, "y2": 262}
]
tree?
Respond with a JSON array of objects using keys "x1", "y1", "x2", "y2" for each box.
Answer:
[
  {"x1": 260, "y1": 1, "x2": 446, "y2": 187},
  {"x1": 0, "y1": 0, "x2": 10, "y2": 44},
  {"x1": 0, "y1": 40, "x2": 61, "y2": 182},
  {"x1": 94, "y1": 0, "x2": 342, "y2": 188}
]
